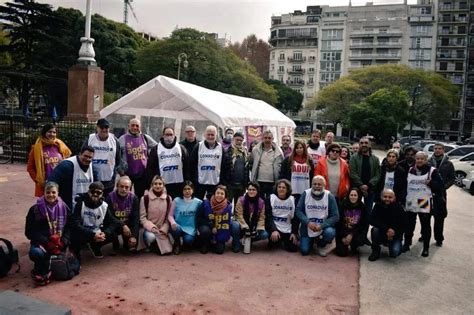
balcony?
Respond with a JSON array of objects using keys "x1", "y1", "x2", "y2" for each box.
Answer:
[
  {"x1": 436, "y1": 67, "x2": 464, "y2": 72},
  {"x1": 286, "y1": 80, "x2": 305, "y2": 86},
  {"x1": 437, "y1": 53, "x2": 465, "y2": 59},
  {"x1": 287, "y1": 69, "x2": 305, "y2": 74},
  {"x1": 408, "y1": 15, "x2": 435, "y2": 22},
  {"x1": 287, "y1": 57, "x2": 307, "y2": 63},
  {"x1": 349, "y1": 53, "x2": 401, "y2": 60},
  {"x1": 437, "y1": 41, "x2": 467, "y2": 47},
  {"x1": 439, "y1": 4, "x2": 469, "y2": 12},
  {"x1": 439, "y1": 16, "x2": 469, "y2": 23},
  {"x1": 350, "y1": 30, "x2": 403, "y2": 38},
  {"x1": 278, "y1": 58, "x2": 286, "y2": 63}
]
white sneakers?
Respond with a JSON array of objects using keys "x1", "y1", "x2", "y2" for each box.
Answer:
[{"x1": 317, "y1": 246, "x2": 330, "y2": 257}]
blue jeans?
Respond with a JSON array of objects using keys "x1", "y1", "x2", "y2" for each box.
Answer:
[
  {"x1": 171, "y1": 226, "x2": 195, "y2": 246},
  {"x1": 300, "y1": 227, "x2": 336, "y2": 256},
  {"x1": 143, "y1": 230, "x2": 157, "y2": 247},
  {"x1": 29, "y1": 245, "x2": 49, "y2": 275},
  {"x1": 371, "y1": 227, "x2": 402, "y2": 258},
  {"x1": 231, "y1": 221, "x2": 269, "y2": 251}
]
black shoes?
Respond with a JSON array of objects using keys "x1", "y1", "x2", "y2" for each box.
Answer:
[
  {"x1": 402, "y1": 243, "x2": 411, "y2": 253},
  {"x1": 368, "y1": 251, "x2": 380, "y2": 262},
  {"x1": 421, "y1": 247, "x2": 429, "y2": 257},
  {"x1": 418, "y1": 237, "x2": 423, "y2": 243},
  {"x1": 436, "y1": 241, "x2": 443, "y2": 247},
  {"x1": 88, "y1": 243, "x2": 104, "y2": 259}
]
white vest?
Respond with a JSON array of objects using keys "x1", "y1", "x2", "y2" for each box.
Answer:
[
  {"x1": 88, "y1": 133, "x2": 116, "y2": 182},
  {"x1": 158, "y1": 142, "x2": 184, "y2": 184},
  {"x1": 304, "y1": 189, "x2": 329, "y2": 237},
  {"x1": 384, "y1": 170, "x2": 395, "y2": 191},
  {"x1": 291, "y1": 161, "x2": 311, "y2": 195},
  {"x1": 68, "y1": 157, "x2": 94, "y2": 209},
  {"x1": 307, "y1": 145, "x2": 326, "y2": 166},
  {"x1": 197, "y1": 141, "x2": 222, "y2": 185},
  {"x1": 80, "y1": 201, "x2": 108, "y2": 233},
  {"x1": 270, "y1": 194, "x2": 295, "y2": 234},
  {"x1": 406, "y1": 167, "x2": 434, "y2": 213}
]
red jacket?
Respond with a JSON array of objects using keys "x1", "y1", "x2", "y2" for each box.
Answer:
[{"x1": 314, "y1": 157, "x2": 350, "y2": 200}]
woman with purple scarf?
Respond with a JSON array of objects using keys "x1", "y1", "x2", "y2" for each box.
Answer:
[
  {"x1": 25, "y1": 182, "x2": 73, "y2": 286},
  {"x1": 232, "y1": 182, "x2": 269, "y2": 253}
]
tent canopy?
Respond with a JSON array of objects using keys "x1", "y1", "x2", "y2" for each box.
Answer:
[{"x1": 100, "y1": 75, "x2": 296, "y2": 130}]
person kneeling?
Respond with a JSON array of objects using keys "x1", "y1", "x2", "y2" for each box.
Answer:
[
  {"x1": 233, "y1": 182, "x2": 269, "y2": 253},
  {"x1": 105, "y1": 176, "x2": 139, "y2": 254},
  {"x1": 265, "y1": 179, "x2": 298, "y2": 252},
  {"x1": 25, "y1": 182, "x2": 76, "y2": 286},
  {"x1": 71, "y1": 182, "x2": 122, "y2": 259},
  {"x1": 368, "y1": 189, "x2": 404, "y2": 261},
  {"x1": 296, "y1": 176, "x2": 339, "y2": 257}
]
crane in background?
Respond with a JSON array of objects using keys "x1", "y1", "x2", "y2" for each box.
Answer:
[{"x1": 123, "y1": 0, "x2": 138, "y2": 25}]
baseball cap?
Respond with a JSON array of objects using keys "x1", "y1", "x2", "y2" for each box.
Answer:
[{"x1": 97, "y1": 118, "x2": 110, "y2": 127}]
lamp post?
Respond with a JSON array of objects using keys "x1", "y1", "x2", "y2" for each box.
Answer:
[
  {"x1": 77, "y1": 0, "x2": 96, "y2": 65},
  {"x1": 177, "y1": 53, "x2": 188, "y2": 80},
  {"x1": 408, "y1": 84, "x2": 422, "y2": 143}
]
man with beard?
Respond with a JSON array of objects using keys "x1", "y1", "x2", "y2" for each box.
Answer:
[
  {"x1": 307, "y1": 129, "x2": 326, "y2": 167},
  {"x1": 119, "y1": 118, "x2": 158, "y2": 198},
  {"x1": 223, "y1": 132, "x2": 249, "y2": 206},
  {"x1": 324, "y1": 132, "x2": 335, "y2": 149},
  {"x1": 280, "y1": 135, "x2": 293, "y2": 158},
  {"x1": 427, "y1": 143, "x2": 455, "y2": 247},
  {"x1": 296, "y1": 175, "x2": 339, "y2": 257},
  {"x1": 146, "y1": 127, "x2": 189, "y2": 198},
  {"x1": 105, "y1": 176, "x2": 139, "y2": 253}
]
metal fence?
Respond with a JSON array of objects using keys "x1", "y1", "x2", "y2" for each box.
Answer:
[{"x1": 0, "y1": 116, "x2": 100, "y2": 163}]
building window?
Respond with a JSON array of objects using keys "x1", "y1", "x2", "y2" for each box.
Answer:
[
  {"x1": 293, "y1": 51, "x2": 303, "y2": 60},
  {"x1": 439, "y1": 62, "x2": 448, "y2": 71},
  {"x1": 279, "y1": 53, "x2": 285, "y2": 61},
  {"x1": 271, "y1": 52, "x2": 275, "y2": 60},
  {"x1": 279, "y1": 75, "x2": 283, "y2": 82},
  {"x1": 322, "y1": 52, "x2": 342, "y2": 61},
  {"x1": 278, "y1": 65, "x2": 284, "y2": 73},
  {"x1": 308, "y1": 56, "x2": 316, "y2": 63},
  {"x1": 420, "y1": 7, "x2": 431, "y2": 15},
  {"x1": 455, "y1": 63, "x2": 463, "y2": 71},
  {"x1": 271, "y1": 64, "x2": 275, "y2": 71},
  {"x1": 308, "y1": 67, "x2": 315, "y2": 73}
]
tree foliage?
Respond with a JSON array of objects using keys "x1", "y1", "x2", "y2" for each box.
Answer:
[
  {"x1": 135, "y1": 28, "x2": 277, "y2": 105},
  {"x1": 229, "y1": 34, "x2": 270, "y2": 79},
  {"x1": 308, "y1": 64, "x2": 459, "y2": 133},
  {"x1": 266, "y1": 79, "x2": 303, "y2": 113}
]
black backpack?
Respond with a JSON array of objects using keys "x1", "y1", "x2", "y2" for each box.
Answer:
[
  {"x1": 50, "y1": 249, "x2": 80, "y2": 281},
  {"x1": 0, "y1": 238, "x2": 20, "y2": 278}
]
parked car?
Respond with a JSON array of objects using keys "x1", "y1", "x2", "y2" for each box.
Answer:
[
  {"x1": 413, "y1": 139, "x2": 437, "y2": 151},
  {"x1": 451, "y1": 152, "x2": 474, "y2": 187},
  {"x1": 398, "y1": 136, "x2": 422, "y2": 146},
  {"x1": 423, "y1": 143, "x2": 458, "y2": 158},
  {"x1": 461, "y1": 170, "x2": 474, "y2": 195},
  {"x1": 446, "y1": 145, "x2": 474, "y2": 160}
]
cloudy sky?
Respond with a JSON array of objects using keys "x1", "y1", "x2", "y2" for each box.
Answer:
[{"x1": 27, "y1": 0, "x2": 414, "y2": 42}]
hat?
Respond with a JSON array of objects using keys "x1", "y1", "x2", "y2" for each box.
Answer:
[
  {"x1": 233, "y1": 132, "x2": 244, "y2": 139},
  {"x1": 97, "y1": 118, "x2": 110, "y2": 127},
  {"x1": 184, "y1": 125, "x2": 196, "y2": 132}
]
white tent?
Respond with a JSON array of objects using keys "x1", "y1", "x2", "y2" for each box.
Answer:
[{"x1": 100, "y1": 75, "x2": 295, "y2": 144}]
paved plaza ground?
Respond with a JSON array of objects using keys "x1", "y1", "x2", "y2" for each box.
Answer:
[{"x1": 0, "y1": 162, "x2": 472, "y2": 314}]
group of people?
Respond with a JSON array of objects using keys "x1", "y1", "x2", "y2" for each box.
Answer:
[{"x1": 24, "y1": 119, "x2": 455, "y2": 286}]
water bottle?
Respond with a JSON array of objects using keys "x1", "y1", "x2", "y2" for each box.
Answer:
[{"x1": 243, "y1": 236, "x2": 251, "y2": 254}]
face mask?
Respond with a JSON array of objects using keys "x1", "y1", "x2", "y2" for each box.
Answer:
[
  {"x1": 164, "y1": 137, "x2": 174, "y2": 145},
  {"x1": 225, "y1": 135, "x2": 232, "y2": 141}
]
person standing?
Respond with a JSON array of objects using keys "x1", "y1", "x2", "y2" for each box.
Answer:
[
  {"x1": 146, "y1": 127, "x2": 188, "y2": 198},
  {"x1": 314, "y1": 143, "x2": 350, "y2": 203},
  {"x1": 221, "y1": 128, "x2": 234, "y2": 152},
  {"x1": 223, "y1": 132, "x2": 249, "y2": 206},
  {"x1": 27, "y1": 124, "x2": 72, "y2": 197},
  {"x1": 118, "y1": 118, "x2": 158, "y2": 199},
  {"x1": 324, "y1": 132, "x2": 335, "y2": 149},
  {"x1": 179, "y1": 125, "x2": 198, "y2": 158},
  {"x1": 428, "y1": 143, "x2": 455, "y2": 247},
  {"x1": 307, "y1": 129, "x2": 326, "y2": 167},
  {"x1": 296, "y1": 176, "x2": 339, "y2": 257},
  {"x1": 48, "y1": 146, "x2": 97, "y2": 210},
  {"x1": 349, "y1": 137, "x2": 380, "y2": 213},
  {"x1": 280, "y1": 135, "x2": 293, "y2": 158},
  {"x1": 351, "y1": 143, "x2": 360, "y2": 155},
  {"x1": 375, "y1": 149, "x2": 405, "y2": 202},
  {"x1": 249, "y1": 130, "x2": 284, "y2": 200},
  {"x1": 279, "y1": 140, "x2": 314, "y2": 205},
  {"x1": 189, "y1": 125, "x2": 226, "y2": 200},
  {"x1": 84, "y1": 118, "x2": 122, "y2": 196},
  {"x1": 403, "y1": 151, "x2": 443, "y2": 257}
]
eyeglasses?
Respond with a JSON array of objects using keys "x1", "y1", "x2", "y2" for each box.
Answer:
[{"x1": 91, "y1": 190, "x2": 103, "y2": 196}]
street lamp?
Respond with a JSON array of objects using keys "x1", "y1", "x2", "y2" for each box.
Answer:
[
  {"x1": 408, "y1": 84, "x2": 422, "y2": 143},
  {"x1": 177, "y1": 53, "x2": 188, "y2": 80}
]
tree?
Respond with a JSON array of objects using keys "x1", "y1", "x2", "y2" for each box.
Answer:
[
  {"x1": 307, "y1": 64, "x2": 459, "y2": 131},
  {"x1": 346, "y1": 87, "x2": 410, "y2": 145},
  {"x1": 229, "y1": 34, "x2": 270, "y2": 79},
  {"x1": 266, "y1": 79, "x2": 303, "y2": 113},
  {"x1": 134, "y1": 28, "x2": 277, "y2": 105}
]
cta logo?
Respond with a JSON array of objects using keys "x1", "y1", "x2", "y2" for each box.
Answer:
[
  {"x1": 163, "y1": 165, "x2": 179, "y2": 171},
  {"x1": 200, "y1": 165, "x2": 216, "y2": 171}
]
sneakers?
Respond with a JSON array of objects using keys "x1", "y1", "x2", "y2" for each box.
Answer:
[
  {"x1": 368, "y1": 252, "x2": 380, "y2": 262},
  {"x1": 87, "y1": 243, "x2": 104, "y2": 259},
  {"x1": 31, "y1": 270, "x2": 51, "y2": 286},
  {"x1": 317, "y1": 246, "x2": 330, "y2": 257}
]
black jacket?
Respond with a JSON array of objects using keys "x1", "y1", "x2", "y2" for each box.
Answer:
[
  {"x1": 25, "y1": 204, "x2": 73, "y2": 247},
  {"x1": 222, "y1": 145, "x2": 249, "y2": 186},
  {"x1": 105, "y1": 193, "x2": 140, "y2": 240},
  {"x1": 375, "y1": 163, "x2": 406, "y2": 202},
  {"x1": 71, "y1": 193, "x2": 123, "y2": 241},
  {"x1": 428, "y1": 154, "x2": 455, "y2": 190},
  {"x1": 370, "y1": 202, "x2": 405, "y2": 236}
]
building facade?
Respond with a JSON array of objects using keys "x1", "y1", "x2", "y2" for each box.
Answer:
[{"x1": 269, "y1": 0, "x2": 473, "y2": 140}]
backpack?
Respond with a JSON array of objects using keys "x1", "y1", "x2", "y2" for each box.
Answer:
[
  {"x1": 0, "y1": 238, "x2": 20, "y2": 278},
  {"x1": 50, "y1": 249, "x2": 80, "y2": 281}
]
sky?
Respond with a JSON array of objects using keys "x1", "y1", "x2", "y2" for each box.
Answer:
[{"x1": 8, "y1": 0, "x2": 415, "y2": 42}]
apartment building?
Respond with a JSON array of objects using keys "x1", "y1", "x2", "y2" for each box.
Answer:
[{"x1": 269, "y1": 0, "x2": 473, "y2": 140}]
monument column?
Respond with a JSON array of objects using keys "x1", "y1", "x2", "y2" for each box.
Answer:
[{"x1": 66, "y1": 0, "x2": 104, "y2": 121}]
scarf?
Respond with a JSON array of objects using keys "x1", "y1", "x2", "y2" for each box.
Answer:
[
  {"x1": 36, "y1": 196, "x2": 68, "y2": 237},
  {"x1": 231, "y1": 144, "x2": 247, "y2": 164},
  {"x1": 210, "y1": 196, "x2": 228, "y2": 213},
  {"x1": 293, "y1": 155, "x2": 306, "y2": 164},
  {"x1": 33, "y1": 137, "x2": 71, "y2": 186},
  {"x1": 109, "y1": 191, "x2": 134, "y2": 217},
  {"x1": 242, "y1": 194, "x2": 264, "y2": 232},
  {"x1": 308, "y1": 141, "x2": 320, "y2": 150}
]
